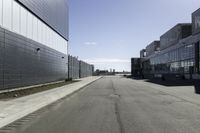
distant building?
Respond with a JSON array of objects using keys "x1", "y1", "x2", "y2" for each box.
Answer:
[
  {"x1": 94, "y1": 69, "x2": 116, "y2": 76},
  {"x1": 133, "y1": 8, "x2": 200, "y2": 80}
]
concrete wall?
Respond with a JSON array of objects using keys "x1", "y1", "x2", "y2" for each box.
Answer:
[{"x1": 192, "y1": 8, "x2": 200, "y2": 35}]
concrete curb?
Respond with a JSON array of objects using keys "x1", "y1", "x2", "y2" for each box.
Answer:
[
  {"x1": 0, "y1": 76, "x2": 102, "y2": 129},
  {"x1": 0, "y1": 80, "x2": 65, "y2": 94}
]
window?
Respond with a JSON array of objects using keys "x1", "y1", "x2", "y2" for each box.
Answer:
[
  {"x1": 20, "y1": 6, "x2": 27, "y2": 36},
  {"x1": 12, "y1": 1, "x2": 20, "y2": 33},
  {"x1": 3, "y1": 0, "x2": 12, "y2": 30}
]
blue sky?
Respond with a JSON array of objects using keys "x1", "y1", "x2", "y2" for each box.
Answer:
[{"x1": 69, "y1": 0, "x2": 200, "y2": 71}]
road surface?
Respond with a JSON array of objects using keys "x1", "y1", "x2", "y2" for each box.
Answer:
[{"x1": 1, "y1": 76, "x2": 200, "y2": 133}]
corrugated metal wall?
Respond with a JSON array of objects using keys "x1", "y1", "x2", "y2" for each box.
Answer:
[
  {"x1": 16, "y1": 0, "x2": 69, "y2": 40},
  {"x1": 68, "y1": 56, "x2": 94, "y2": 79},
  {"x1": 0, "y1": 27, "x2": 68, "y2": 90},
  {"x1": 68, "y1": 55, "x2": 80, "y2": 79},
  {"x1": 79, "y1": 61, "x2": 94, "y2": 78}
]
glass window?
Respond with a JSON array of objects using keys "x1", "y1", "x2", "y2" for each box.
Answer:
[
  {"x1": 20, "y1": 6, "x2": 27, "y2": 37},
  {"x1": 3, "y1": 0, "x2": 12, "y2": 30},
  {"x1": 12, "y1": 1, "x2": 20, "y2": 33},
  {"x1": 0, "y1": 0, "x2": 2, "y2": 26},
  {"x1": 27, "y1": 12, "x2": 33, "y2": 39}
]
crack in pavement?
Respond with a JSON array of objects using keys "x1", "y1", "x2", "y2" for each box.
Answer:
[{"x1": 110, "y1": 79, "x2": 125, "y2": 133}]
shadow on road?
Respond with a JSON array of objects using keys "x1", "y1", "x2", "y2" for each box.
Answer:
[
  {"x1": 194, "y1": 81, "x2": 200, "y2": 94},
  {"x1": 146, "y1": 79, "x2": 194, "y2": 87},
  {"x1": 128, "y1": 76, "x2": 200, "y2": 95},
  {"x1": 146, "y1": 79, "x2": 200, "y2": 95}
]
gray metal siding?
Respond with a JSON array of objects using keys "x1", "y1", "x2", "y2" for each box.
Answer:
[
  {"x1": 68, "y1": 56, "x2": 80, "y2": 79},
  {"x1": 16, "y1": 0, "x2": 69, "y2": 40},
  {"x1": 0, "y1": 28, "x2": 4, "y2": 89},
  {"x1": 0, "y1": 26, "x2": 68, "y2": 90},
  {"x1": 79, "y1": 61, "x2": 93, "y2": 78}
]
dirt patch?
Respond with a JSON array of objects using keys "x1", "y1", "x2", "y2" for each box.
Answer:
[{"x1": 0, "y1": 80, "x2": 79, "y2": 100}]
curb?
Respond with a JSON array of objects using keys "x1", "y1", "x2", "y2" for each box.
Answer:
[{"x1": 0, "y1": 76, "x2": 102, "y2": 129}]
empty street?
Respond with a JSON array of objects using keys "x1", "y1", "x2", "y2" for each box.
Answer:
[{"x1": 1, "y1": 76, "x2": 200, "y2": 133}]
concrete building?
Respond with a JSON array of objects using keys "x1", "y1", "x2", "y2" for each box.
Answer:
[
  {"x1": 140, "y1": 49, "x2": 146, "y2": 58},
  {"x1": 146, "y1": 41, "x2": 160, "y2": 57},
  {"x1": 133, "y1": 8, "x2": 200, "y2": 80},
  {"x1": 0, "y1": 0, "x2": 69, "y2": 89}
]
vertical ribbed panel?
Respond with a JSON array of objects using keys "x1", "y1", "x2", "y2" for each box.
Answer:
[{"x1": 17, "y1": 0, "x2": 68, "y2": 40}]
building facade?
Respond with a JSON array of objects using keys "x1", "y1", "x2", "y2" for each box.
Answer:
[
  {"x1": 0, "y1": 0, "x2": 69, "y2": 89},
  {"x1": 134, "y1": 8, "x2": 200, "y2": 80},
  {"x1": 131, "y1": 58, "x2": 142, "y2": 77}
]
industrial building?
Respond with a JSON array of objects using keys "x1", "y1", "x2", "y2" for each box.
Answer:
[
  {"x1": 132, "y1": 8, "x2": 200, "y2": 80},
  {"x1": 0, "y1": 0, "x2": 69, "y2": 90}
]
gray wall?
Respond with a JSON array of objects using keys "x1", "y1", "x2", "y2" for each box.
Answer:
[
  {"x1": 160, "y1": 24, "x2": 192, "y2": 50},
  {"x1": 68, "y1": 56, "x2": 94, "y2": 79},
  {"x1": 192, "y1": 8, "x2": 200, "y2": 35},
  {"x1": 0, "y1": 26, "x2": 68, "y2": 90},
  {"x1": 68, "y1": 56, "x2": 80, "y2": 79},
  {"x1": 79, "y1": 61, "x2": 94, "y2": 78},
  {"x1": 16, "y1": 0, "x2": 69, "y2": 40}
]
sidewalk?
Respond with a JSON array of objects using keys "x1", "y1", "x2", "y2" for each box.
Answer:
[{"x1": 0, "y1": 76, "x2": 101, "y2": 128}]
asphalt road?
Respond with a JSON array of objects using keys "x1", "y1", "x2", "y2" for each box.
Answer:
[{"x1": 1, "y1": 76, "x2": 200, "y2": 133}]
